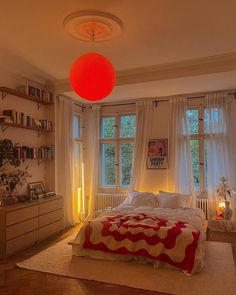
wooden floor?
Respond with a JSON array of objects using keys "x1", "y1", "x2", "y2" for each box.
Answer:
[{"x1": 0, "y1": 226, "x2": 235, "y2": 295}]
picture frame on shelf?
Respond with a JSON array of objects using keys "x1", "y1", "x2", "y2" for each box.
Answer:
[
  {"x1": 26, "y1": 84, "x2": 41, "y2": 99},
  {"x1": 28, "y1": 181, "x2": 45, "y2": 197}
]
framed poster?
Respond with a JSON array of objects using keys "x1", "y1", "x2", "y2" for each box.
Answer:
[{"x1": 147, "y1": 139, "x2": 168, "y2": 169}]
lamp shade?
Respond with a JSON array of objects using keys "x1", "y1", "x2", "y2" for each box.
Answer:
[{"x1": 69, "y1": 52, "x2": 116, "y2": 101}]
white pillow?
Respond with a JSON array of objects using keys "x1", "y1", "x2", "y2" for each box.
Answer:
[
  {"x1": 123, "y1": 191, "x2": 157, "y2": 207},
  {"x1": 158, "y1": 191, "x2": 192, "y2": 208},
  {"x1": 156, "y1": 193, "x2": 190, "y2": 209}
]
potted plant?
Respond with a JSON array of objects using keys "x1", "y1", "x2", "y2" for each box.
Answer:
[
  {"x1": 0, "y1": 139, "x2": 21, "y2": 168},
  {"x1": 0, "y1": 139, "x2": 31, "y2": 205},
  {"x1": 216, "y1": 177, "x2": 234, "y2": 220}
]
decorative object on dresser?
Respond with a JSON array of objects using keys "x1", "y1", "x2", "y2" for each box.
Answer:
[
  {"x1": 0, "y1": 167, "x2": 31, "y2": 206},
  {"x1": 28, "y1": 182, "x2": 45, "y2": 200},
  {"x1": 0, "y1": 195, "x2": 63, "y2": 258},
  {"x1": 216, "y1": 177, "x2": 234, "y2": 220}
]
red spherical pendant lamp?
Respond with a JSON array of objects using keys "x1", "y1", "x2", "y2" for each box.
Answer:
[{"x1": 69, "y1": 52, "x2": 116, "y2": 101}]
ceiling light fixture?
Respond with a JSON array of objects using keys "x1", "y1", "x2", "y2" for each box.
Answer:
[{"x1": 64, "y1": 11, "x2": 123, "y2": 101}]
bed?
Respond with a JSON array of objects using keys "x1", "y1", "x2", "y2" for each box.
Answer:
[{"x1": 71, "y1": 192, "x2": 207, "y2": 275}]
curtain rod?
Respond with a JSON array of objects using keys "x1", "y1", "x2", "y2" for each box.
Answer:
[
  {"x1": 74, "y1": 102, "x2": 84, "y2": 108},
  {"x1": 99, "y1": 92, "x2": 236, "y2": 108},
  {"x1": 73, "y1": 91, "x2": 236, "y2": 109}
]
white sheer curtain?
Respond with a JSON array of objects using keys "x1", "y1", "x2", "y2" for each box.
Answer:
[
  {"x1": 205, "y1": 92, "x2": 233, "y2": 219},
  {"x1": 129, "y1": 99, "x2": 153, "y2": 191},
  {"x1": 168, "y1": 97, "x2": 196, "y2": 207},
  {"x1": 84, "y1": 105, "x2": 100, "y2": 219},
  {"x1": 55, "y1": 95, "x2": 77, "y2": 226}
]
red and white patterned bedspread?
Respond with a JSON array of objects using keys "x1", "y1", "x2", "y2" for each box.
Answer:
[{"x1": 74, "y1": 207, "x2": 206, "y2": 275}]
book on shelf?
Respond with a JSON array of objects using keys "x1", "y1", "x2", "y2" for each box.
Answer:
[
  {"x1": 22, "y1": 84, "x2": 55, "y2": 102},
  {"x1": 17, "y1": 84, "x2": 55, "y2": 103},
  {"x1": 1, "y1": 109, "x2": 53, "y2": 131},
  {"x1": 15, "y1": 145, "x2": 55, "y2": 160},
  {"x1": 0, "y1": 116, "x2": 13, "y2": 123}
]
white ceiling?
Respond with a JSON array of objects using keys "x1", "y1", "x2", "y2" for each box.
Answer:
[{"x1": 0, "y1": 0, "x2": 236, "y2": 103}]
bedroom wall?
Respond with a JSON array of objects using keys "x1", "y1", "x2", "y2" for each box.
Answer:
[
  {"x1": 0, "y1": 71, "x2": 55, "y2": 196},
  {"x1": 141, "y1": 101, "x2": 171, "y2": 193},
  {"x1": 136, "y1": 96, "x2": 236, "y2": 193}
]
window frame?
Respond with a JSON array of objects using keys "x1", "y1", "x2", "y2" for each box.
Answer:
[
  {"x1": 188, "y1": 106, "x2": 206, "y2": 194},
  {"x1": 73, "y1": 111, "x2": 85, "y2": 213},
  {"x1": 187, "y1": 100, "x2": 223, "y2": 196},
  {"x1": 73, "y1": 112, "x2": 84, "y2": 147},
  {"x1": 99, "y1": 111, "x2": 136, "y2": 193}
]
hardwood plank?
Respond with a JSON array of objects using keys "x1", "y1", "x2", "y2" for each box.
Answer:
[{"x1": 0, "y1": 226, "x2": 235, "y2": 295}]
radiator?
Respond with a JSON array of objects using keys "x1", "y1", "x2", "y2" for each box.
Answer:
[
  {"x1": 95, "y1": 193, "x2": 208, "y2": 219},
  {"x1": 95, "y1": 193, "x2": 127, "y2": 210}
]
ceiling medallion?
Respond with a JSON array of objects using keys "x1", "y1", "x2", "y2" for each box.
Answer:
[
  {"x1": 63, "y1": 10, "x2": 123, "y2": 42},
  {"x1": 65, "y1": 11, "x2": 121, "y2": 101}
]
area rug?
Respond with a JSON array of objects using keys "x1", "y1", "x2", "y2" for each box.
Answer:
[{"x1": 17, "y1": 237, "x2": 236, "y2": 295}]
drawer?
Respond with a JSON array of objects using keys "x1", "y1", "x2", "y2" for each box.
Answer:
[
  {"x1": 39, "y1": 199, "x2": 63, "y2": 215},
  {"x1": 6, "y1": 206, "x2": 38, "y2": 226},
  {"x1": 39, "y1": 209, "x2": 63, "y2": 227},
  {"x1": 6, "y1": 217, "x2": 38, "y2": 241},
  {"x1": 38, "y1": 220, "x2": 63, "y2": 241},
  {"x1": 6, "y1": 230, "x2": 37, "y2": 256}
]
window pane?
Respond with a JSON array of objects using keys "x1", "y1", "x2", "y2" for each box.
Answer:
[
  {"x1": 101, "y1": 117, "x2": 115, "y2": 138},
  {"x1": 120, "y1": 115, "x2": 136, "y2": 138},
  {"x1": 120, "y1": 143, "x2": 134, "y2": 187},
  {"x1": 74, "y1": 142, "x2": 82, "y2": 186},
  {"x1": 74, "y1": 142, "x2": 79, "y2": 161},
  {"x1": 190, "y1": 139, "x2": 200, "y2": 190},
  {"x1": 187, "y1": 110, "x2": 198, "y2": 134},
  {"x1": 73, "y1": 115, "x2": 80, "y2": 139},
  {"x1": 204, "y1": 108, "x2": 220, "y2": 134},
  {"x1": 101, "y1": 143, "x2": 116, "y2": 187}
]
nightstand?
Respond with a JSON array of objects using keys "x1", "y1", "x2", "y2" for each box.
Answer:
[{"x1": 208, "y1": 219, "x2": 233, "y2": 232}]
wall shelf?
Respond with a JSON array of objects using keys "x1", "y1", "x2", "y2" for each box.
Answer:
[
  {"x1": 0, "y1": 87, "x2": 54, "y2": 108},
  {"x1": 0, "y1": 121, "x2": 54, "y2": 136}
]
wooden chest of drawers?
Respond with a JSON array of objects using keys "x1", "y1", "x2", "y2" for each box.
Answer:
[{"x1": 0, "y1": 195, "x2": 64, "y2": 258}]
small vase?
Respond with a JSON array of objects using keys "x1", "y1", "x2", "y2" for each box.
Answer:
[
  {"x1": 222, "y1": 201, "x2": 233, "y2": 221},
  {"x1": 2, "y1": 189, "x2": 18, "y2": 205}
]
